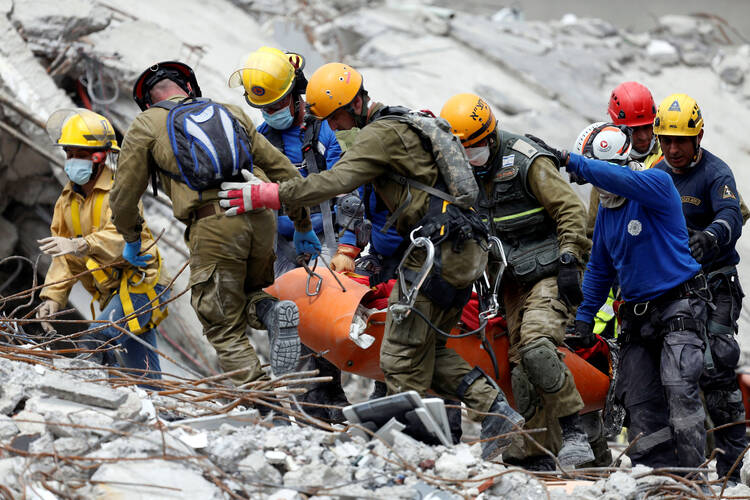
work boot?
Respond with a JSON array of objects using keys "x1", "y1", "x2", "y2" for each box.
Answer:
[
  {"x1": 480, "y1": 394, "x2": 525, "y2": 461},
  {"x1": 369, "y1": 380, "x2": 388, "y2": 400},
  {"x1": 256, "y1": 299, "x2": 301, "y2": 376},
  {"x1": 558, "y1": 413, "x2": 595, "y2": 468}
]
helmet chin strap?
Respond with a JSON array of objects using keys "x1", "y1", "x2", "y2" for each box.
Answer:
[
  {"x1": 629, "y1": 136, "x2": 656, "y2": 160},
  {"x1": 663, "y1": 139, "x2": 701, "y2": 171}
]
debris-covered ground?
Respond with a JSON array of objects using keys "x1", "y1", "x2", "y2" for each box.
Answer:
[{"x1": 0, "y1": 350, "x2": 749, "y2": 499}]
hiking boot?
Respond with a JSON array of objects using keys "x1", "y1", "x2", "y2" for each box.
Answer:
[
  {"x1": 257, "y1": 299, "x2": 300, "y2": 376},
  {"x1": 558, "y1": 413, "x2": 595, "y2": 468},
  {"x1": 298, "y1": 386, "x2": 350, "y2": 423},
  {"x1": 480, "y1": 394, "x2": 525, "y2": 461}
]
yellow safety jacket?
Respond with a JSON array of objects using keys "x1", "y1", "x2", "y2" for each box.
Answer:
[{"x1": 40, "y1": 168, "x2": 169, "y2": 334}]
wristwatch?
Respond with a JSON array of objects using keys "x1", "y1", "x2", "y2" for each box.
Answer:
[{"x1": 559, "y1": 253, "x2": 577, "y2": 266}]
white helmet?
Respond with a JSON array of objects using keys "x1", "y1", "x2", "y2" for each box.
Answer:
[{"x1": 574, "y1": 122, "x2": 632, "y2": 165}]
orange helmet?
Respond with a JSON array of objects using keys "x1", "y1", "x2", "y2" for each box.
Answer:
[
  {"x1": 439, "y1": 93, "x2": 497, "y2": 147},
  {"x1": 305, "y1": 63, "x2": 363, "y2": 119}
]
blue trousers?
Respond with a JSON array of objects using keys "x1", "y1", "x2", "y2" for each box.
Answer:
[{"x1": 89, "y1": 284, "x2": 167, "y2": 385}]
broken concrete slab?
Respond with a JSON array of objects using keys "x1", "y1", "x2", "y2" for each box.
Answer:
[
  {"x1": 90, "y1": 459, "x2": 224, "y2": 499},
  {"x1": 0, "y1": 382, "x2": 24, "y2": 415},
  {"x1": 167, "y1": 408, "x2": 260, "y2": 431},
  {"x1": 12, "y1": 409, "x2": 46, "y2": 435},
  {"x1": 38, "y1": 375, "x2": 127, "y2": 409},
  {"x1": 238, "y1": 449, "x2": 283, "y2": 484},
  {"x1": 11, "y1": 0, "x2": 111, "y2": 43},
  {"x1": 25, "y1": 395, "x2": 117, "y2": 438}
]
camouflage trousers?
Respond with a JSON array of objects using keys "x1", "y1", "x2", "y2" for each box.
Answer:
[
  {"x1": 379, "y1": 287, "x2": 498, "y2": 421},
  {"x1": 502, "y1": 276, "x2": 585, "y2": 460},
  {"x1": 186, "y1": 205, "x2": 277, "y2": 386}
]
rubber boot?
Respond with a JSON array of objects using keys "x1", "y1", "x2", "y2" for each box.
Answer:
[
  {"x1": 445, "y1": 399, "x2": 463, "y2": 444},
  {"x1": 256, "y1": 299, "x2": 301, "y2": 376},
  {"x1": 480, "y1": 393, "x2": 525, "y2": 461},
  {"x1": 558, "y1": 412, "x2": 595, "y2": 468}
]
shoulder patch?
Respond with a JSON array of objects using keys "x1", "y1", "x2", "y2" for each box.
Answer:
[
  {"x1": 502, "y1": 154, "x2": 515, "y2": 168},
  {"x1": 510, "y1": 139, "x2": 537, "y2": 158},
  {"x1": 681, "y1": 195, "x2": 702, "y2": 206},
  {"x1": 668, "y1": 100, "x2": 681, "y2": 112},
  {"x1": 495, "y1": 165, "x2": 519, "y2": 181},
  {"x1": 722, "y1": 185, "x2": 737, "y2": 200}
]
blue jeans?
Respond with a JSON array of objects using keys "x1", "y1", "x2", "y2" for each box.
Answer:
[{"x1": 90, "y1": 284, "x2": 168, "y2": 385}]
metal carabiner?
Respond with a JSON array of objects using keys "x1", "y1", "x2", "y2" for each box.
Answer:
[
  {"x1": 297, "y1": 255, "x2": 323, "y2": 296},
  {"x1": 633, "y1": 301, "x2": 649, "y2": 316},
  {"x1": 477, "y1": 236, "x2": 507, "y2": 320},
  {"x1": 128, "y1": 269, "x2": 147, "y2": 287},
  {"x1": 390, "y1": 228, "x2": 435, "y2": 324}
]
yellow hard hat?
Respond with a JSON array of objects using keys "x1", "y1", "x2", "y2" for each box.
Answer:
[
  {"x1": 46, "y1": 108, "x2": 119, "y2": 151},
  {"x1": 653, "y1": 93, "x2": 703, "y2": 137},
  {"x1": 439, "y1": 93, "x2": 497, "y2": 147},
  {"x1": 228, "y1": 47, "x2": 298, "y2": 108},
  {"x1": 305, "y1": 62, "x2": 363, "y2": 119}
]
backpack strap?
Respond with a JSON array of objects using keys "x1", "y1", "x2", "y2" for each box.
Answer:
[
  {"x1": 149, "y1": 100, "x2": 180, "y2": 196},
  {"x1": 301, "y1": 116, "x2": 337, "y2": 249},
  {"x1": 264, "y1": 127, "x2": 285, "y2": 154}
]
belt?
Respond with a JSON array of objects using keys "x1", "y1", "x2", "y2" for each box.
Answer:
[
  {"x1": 621, "y1": 271, "x2": 708, "y2": 318},
  {"x1": 189, "y1": 203, "x2": 217, "y2": 223}
]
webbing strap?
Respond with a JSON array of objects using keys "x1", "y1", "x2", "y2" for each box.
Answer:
[
  {"x1": 71, "y1": 199, "x2": 82, "y2": 237},
  {"x1": 630, "y1": 426, "x2": 672, "y2": 454},
  {"x1": 493, "y1": 206, "x2": 544, "y2": 222},
  {"x1": 71, "y1": 192, "x2": 106, "y2": 237}
]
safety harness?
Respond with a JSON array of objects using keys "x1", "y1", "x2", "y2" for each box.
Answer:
[
  {"x1": 70, "y1": 192, "x2": 167, "y2": 334},
  {"x1": 265, "y1": 117, "x2": 337, "y2": 250}
]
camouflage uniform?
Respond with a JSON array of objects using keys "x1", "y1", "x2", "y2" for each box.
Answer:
[
  {"x1": 278, "y1": 103, "x2": 499, "y2": 418},
  {"x1": 476, "y1": 129, "x2": 591, "y2": 460},
  {"x1": 110, "y1": 95, "x2": 310, "y2": 386}
]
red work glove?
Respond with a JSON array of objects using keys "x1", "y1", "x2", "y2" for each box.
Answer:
[
  {"x1": 329, "y1": 244, "x2": 361, "y2": 273},
  {"x1": 218, "y1": 169, "x2": 280, "y2": 215}
]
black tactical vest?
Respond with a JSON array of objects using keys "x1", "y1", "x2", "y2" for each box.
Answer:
[{"x1": 478, "y1": 131, "x2": 560, "y2": 286}]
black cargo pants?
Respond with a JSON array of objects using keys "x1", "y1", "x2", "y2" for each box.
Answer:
[
  {"x1": 615, "y1": 290, "x2": 708, "y2": 469},
  {"x1": 700, "y1": 267, "x2": 747, "y2": 481}
]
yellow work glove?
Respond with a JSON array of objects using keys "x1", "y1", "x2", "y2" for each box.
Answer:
[
  {"x1": 38, "y1": 236, "x2": 89, "y2": 258},
  {"x1": 37, "y1": 299, "x2": 60, "y2": 334},
  {"x1": 329, "y1": 244, "x2": 361, "y2": 273}
]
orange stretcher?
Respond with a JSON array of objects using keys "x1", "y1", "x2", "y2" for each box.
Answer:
[{"x1": 266, "y1": 267, "x2": 610, "y2": 413}]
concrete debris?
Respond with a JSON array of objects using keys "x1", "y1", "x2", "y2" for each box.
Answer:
[
  {"x1": 646, "y1": 39, "x2": 680, "y2": 66},
  {"x1": 38, "y1": 374, "x2": 127, "y2": 409}
]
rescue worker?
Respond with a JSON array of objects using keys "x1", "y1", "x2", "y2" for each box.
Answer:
[
  {"x1": 440, "y1": 93, "x2": 594, "y2": 469},
  {"x1": 229, "y1": 47, "x2": 350, "y2": 421},
  {"x1": 229, "y1": 47, "x2": 345, "y2": 275},
  {"x1": 585, "y1": 82, "x2": 663, "y2": 236},
  {"x1": 652, "y1": 93, "x2": 747, "y2": 484},
  {"x1": 37, "y1": 109, "x2": 169, "y2": 386},
  {"x1": 218, "y1": 62, "x2": 524, "y2": 460},
  {"x1": 546, "y1": 124, "x2": 710, "y2": 471},
  {"x1": 109, "y1": 61, "x2": 316, "y2": 390}
]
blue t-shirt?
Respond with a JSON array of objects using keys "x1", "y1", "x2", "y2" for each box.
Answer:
[
  {"x1": 653, "y1": 149, "x2": 742, "y2": 270},
  {"x1": 258, "y1": 120, "x2": 356, "y2": 244},
  {"x1": 357, "y1": 185, "x2": 404, "y2": 257},
  {"x1": 567, "y1": 153, "x2": 701, "y2": 322}
]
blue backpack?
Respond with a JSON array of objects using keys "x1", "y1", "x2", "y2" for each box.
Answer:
[{"x1": 152, "y1": 98, "x2": 252, "y2": 192}]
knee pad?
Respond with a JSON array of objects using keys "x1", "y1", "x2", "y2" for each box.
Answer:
[
  {"x1": 520, "y1": 337, "x2": 566, "y2": 393},
  {"x1": 511, "y1": 364, "x2": 540, "y2": 420},
  {"x1": 706, "y1": 389, "x2": 746, "y2": 424}
]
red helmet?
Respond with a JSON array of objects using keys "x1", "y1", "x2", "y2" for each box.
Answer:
[{"x1": 608, "y1": 81, "x2": 656, "y2": 127}]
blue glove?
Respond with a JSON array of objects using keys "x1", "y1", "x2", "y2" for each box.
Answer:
[
  {"x1": 122, "y1": 239, "x2": 153, "y2": 268},
  {"x1": 293, "y1": 229, "x2": 321, "y2": 258}
]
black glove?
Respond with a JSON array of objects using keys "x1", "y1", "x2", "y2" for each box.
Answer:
[
  {"x1": 688, "y1": 229, "x2": 719, "y2": 264},
  {"x1": 557, "y1": 253, "x2": 583, "y2": 307},
  {"x1": 574, "y1": 320, "x2": 596, "y2": 348},
  {"x1": 524, "y1": 134, "x2": 569, "y2": 167},
  {"x1": 568, "y1": 171, "x2": 588, "y2": 185}
]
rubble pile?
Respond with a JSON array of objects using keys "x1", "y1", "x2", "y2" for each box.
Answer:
[{"x1": 0, "y1": 351, "x2": 748, "y2": 499}]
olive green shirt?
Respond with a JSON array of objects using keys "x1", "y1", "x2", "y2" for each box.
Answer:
[
  {"x1": 279, "y1": 105, "x2": 435, "y2": 236},
  {"x1": 110, "y1": 95, "x2": 310, "y2": 242},
  {"x1": 493, "y1": 155, "x2": 591, "y2": 262}
]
